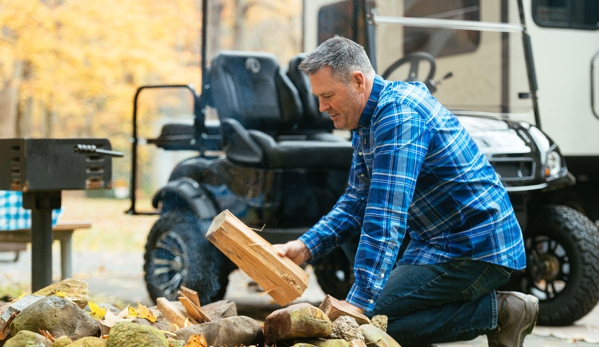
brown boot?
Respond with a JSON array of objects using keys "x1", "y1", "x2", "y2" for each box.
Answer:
[{"x1": 487, "y1": 291, "x2": 539, "y2": 347}]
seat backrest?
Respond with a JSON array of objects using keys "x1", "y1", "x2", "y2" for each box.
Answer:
[
  {"x1": 287, "y1": 54, "x2": 334, "y2": 132},
  {"x1": 209, "y1": 51, "x2": 303, "y2": 135}
]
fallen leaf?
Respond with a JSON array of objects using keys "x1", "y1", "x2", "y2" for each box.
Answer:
[
  {"x1": 54, "y1": 291, "x2": 67, "y2": 298},
  {"x1": 128, "y1": 306, "x2": 138, "y2": 318},
  {"x1": 186, "y1": 334, "x2": 207, "y2": 347},
  {"x1": 136, "y1": 302, "x2": 157, "y2": 323},
  {"x1": 102, "y1": 305, "x2": 131, "y2": 328},
  {"x1": 88, "y1": 302, "x2": 107, "y2": 320}
]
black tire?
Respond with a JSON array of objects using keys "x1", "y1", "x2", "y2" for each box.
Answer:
[
  {"x1": 313, "y1": 247, "x2": 354, "y2": 299},
  {"x1": 507, "y1": 205, "x2": 599, "y2": 326},
  {"x1": 143, "y1": 210, "x2": 235, "y2": 304}
]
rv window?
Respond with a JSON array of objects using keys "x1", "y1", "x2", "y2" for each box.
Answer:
[
  {"x1": 317, "y1": 1, "x2": 354, "y2": 44},
  {"x1": 403, "y1": 0, "x2": 480, "y2": 57},
  {"x1": 533, "y1": 0, "x2": 599, "y2": 30}
]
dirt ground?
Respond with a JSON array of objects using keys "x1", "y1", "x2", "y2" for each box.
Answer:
[{"x1": 1, "y1": 194, "x2": 599, "y2": 346}]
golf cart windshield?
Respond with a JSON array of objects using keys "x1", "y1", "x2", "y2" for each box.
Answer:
[
  {"x1": 380, "y1": 1, "x2": 533, "y2": 119},
  {"x1": 315, "y1": 0, "x2": 536, "y2": 124}
]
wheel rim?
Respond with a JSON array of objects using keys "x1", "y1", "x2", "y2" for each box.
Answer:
[
  {"x1": 150, "y1": 230, "x2": 189, "y2": 297},
  {"x1": 524, "y1": 235, "x2": 570, "y2": 301},
  {"x1": 316, "y1": 263, "x2": 352, "y2": 285}
]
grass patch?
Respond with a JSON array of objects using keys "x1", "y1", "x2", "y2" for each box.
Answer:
[
  {"x1": 0, "y1": 283, "x2": 27, "y2": 301},
  {"x1": 61, "y1": 193, "x2": 158, "y2": 253}
]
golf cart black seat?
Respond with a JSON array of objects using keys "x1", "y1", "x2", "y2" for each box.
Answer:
[
  {"x1": 209, "y1": 51, "x2": 352, "y2": 170},
  {"x1": 286, "y1": 53, "x2": 338, "y2": 139}
]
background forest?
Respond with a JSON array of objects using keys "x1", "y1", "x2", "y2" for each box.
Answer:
[{"x1": 0, "y1": 0, "x2": 302, "y2": 196}]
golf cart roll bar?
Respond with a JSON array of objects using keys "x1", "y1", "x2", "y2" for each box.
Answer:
[
  {"x1": 127, "y1": 84, "x2": 201, "y2": 216},
  {"x1": 592, "y1": 47, "x2": 599, "y2": 120}
]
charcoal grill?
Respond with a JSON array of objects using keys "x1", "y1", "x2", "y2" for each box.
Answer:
[{"x1": 0, "y1": 138, "x2": 122, "y2": 290}]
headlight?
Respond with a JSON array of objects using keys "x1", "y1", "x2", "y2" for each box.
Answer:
[{"x1": 545, "y1": 150, "x2": 562, "y2": 178}]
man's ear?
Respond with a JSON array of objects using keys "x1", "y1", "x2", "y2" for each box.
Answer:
[{"x1": 351, "y1": 71, "x2": 366, "y2": 93}]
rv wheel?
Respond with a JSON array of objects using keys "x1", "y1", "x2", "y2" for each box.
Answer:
[
  {"x1": 313, "y1": 247, "x2": 354, "y2": 299},
  {"x1": 144, "y1": 211, "x2": 234, "y2": 304},
  {"x1": 508, "y1": 205, "x2": 599, "y2": 326}
]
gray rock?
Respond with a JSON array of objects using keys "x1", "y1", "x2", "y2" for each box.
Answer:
[
  {"x1": 175, "y1": 315, "x2": 262, "y2": 347},
  {"x1": 350, "y1": 339, "x2": 368, "y2": 347},
  {"x1": 69, "y1": 336, "x2": 107, "y2": 346},
  {"x1": 0, "y1": 295, "x2": 45, "y2": 333},
  {"x1": 330, "y1": 316, "x2": 364, "y2": 342},
  {"x1": 9, "y1": 296, "x2": 100, "y2": 340},
  {"x1": 4, "y1": 330, "x2": 52, "y2": 346},
  {"x1": 370, "y1": 315, "x2": 388, "y2": 332},
  {"x1": 175, "y1": 321, "x2": 218, "y2": 344},
  {"x1": 107, "y1": 321, "x2": 169, "y2": 347},
  {"x1": 290, "y1": 338, "x2": 350, "y2": 347},
  {"x1": 359, "y1": 324, "x2": 401, "y2": 347},
  {"x1": 263, "y1": 303, "x2": 332, "y2": 345},
  {"x1": 202, "y1": 300, "x2": 237, "y2": 320},
  {"x1": 33, "y1": 279, "x2": 89, "y2": 309},
  {"x1": 52, "y1": 336, "x2": 73, "y2": 347}
]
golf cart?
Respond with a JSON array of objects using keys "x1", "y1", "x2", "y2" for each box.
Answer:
[{"x1": 128, "y1": 0, "x2": 599, "y2": 326}]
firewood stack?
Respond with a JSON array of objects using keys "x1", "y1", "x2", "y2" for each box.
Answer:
[{"x1": 0, "y1": 211, "x2": 399, "y2": 346}]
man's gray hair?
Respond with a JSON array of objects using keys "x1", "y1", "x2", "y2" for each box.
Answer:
[{"x1": 299, "y1": 36, "x2": 374, "y2": 83}]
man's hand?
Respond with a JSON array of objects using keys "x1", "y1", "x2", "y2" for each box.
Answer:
[{"x1": 273, "y1": 240, "x2": 311, "y2": 265}]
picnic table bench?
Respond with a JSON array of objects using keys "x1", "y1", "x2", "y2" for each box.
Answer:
[{"x1": 0, "y1": 220, "x2": 92, "y2": 280}]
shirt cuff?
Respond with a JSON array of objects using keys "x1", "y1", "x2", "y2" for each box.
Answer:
[
  {"x1": 346, "y1": 282, "x2": 380, "y2": 312},
  {"x1": 298, "y1": 231, "x2": 324, "y2": 264}
]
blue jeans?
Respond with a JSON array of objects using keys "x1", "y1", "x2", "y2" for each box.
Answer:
[{"x1": 341, "y1": 243, "x2": 512, "y2": 345}]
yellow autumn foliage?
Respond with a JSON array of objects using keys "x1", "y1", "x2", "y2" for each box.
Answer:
[{"x1": 0, "y1": 0, "x2": 301, "y2": 186}]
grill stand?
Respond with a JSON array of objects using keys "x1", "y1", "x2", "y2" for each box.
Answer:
[{"x1": 22, "y1": 191, "x2": 62, "y2": 291}]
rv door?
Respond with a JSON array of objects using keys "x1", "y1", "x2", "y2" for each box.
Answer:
[
  {"x1": 524, "y1": 0, "x2": 599, "y2": 157},
  {"x1": 593, "y1": 47, "x2": 599, "y2": 119}
]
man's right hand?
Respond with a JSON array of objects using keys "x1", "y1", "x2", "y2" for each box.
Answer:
[{"x1": 273, "y1": 240, "x2": 311, "y2": 265}]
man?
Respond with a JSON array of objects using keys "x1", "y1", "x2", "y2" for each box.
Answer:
[{"x1": 274, "y1": 36, "x2": 539, "y2": 347}]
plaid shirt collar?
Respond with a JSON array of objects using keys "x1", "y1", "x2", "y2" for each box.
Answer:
[{"x1": 358, "y1": 74, "x2": 385, "y2": 129}]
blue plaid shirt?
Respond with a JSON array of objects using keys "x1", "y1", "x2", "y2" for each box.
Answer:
[
  {"x1": 299, "y1": 75, "x2": 526, "y2": 311},
  {"x1": 0, "y1": 191, "x2": 63, "y2": 230}
]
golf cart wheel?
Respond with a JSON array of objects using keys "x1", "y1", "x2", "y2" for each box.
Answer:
[
  {"x1": 313, "y1": 247, "x2": 354, "y2": 299},
  {"x1": 144, "y1": 210, "x2": 233, "y2": 304},
  {"x1": 509, "y1": 205, "x2": 599, "y2": 326}
]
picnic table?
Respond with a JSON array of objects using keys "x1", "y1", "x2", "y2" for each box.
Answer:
[{"x1": 0, "y1": 192, "x2": 90, "y2": 280}]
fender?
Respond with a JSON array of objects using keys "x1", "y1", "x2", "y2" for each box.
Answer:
[{"x1": 152, "y1": 177, "x2": 218, "y2": 220}]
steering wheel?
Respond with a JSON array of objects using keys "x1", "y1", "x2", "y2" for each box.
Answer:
[{"x1": 381, "y1": 52, "x2": 437, "y2": 92}]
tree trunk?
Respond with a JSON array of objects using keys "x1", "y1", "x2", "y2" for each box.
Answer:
[
  {"x1": 208, "y1": 0, "x2": 224, "y2": 60},
  {"x1": 0, "y1": 61, "x2": 23, "y2": 138},
  {"x1": 43, "y1": 99, "x2": 57, "y2": 138},
  {"x1": 232, "y1": 0, "x2": 248, "y2": 50},
  {"x1": 16, "y1": 96, "x2": 33, "y2": 138}
]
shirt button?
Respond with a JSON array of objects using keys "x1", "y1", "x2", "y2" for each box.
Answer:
[
  {"x1": 359, "y1": 152, "x2": 363, "y2": 156},
  {"x1": 369, "y1": 299, "x2": 374, "y2": 304},
  {"x1": 360, "y1": 174, "x2": 365, "y2": 177},
  {"x1": 380, "y1": 274, "x2": 384, "y2": 278}
]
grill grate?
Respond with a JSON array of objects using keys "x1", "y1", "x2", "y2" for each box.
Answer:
[{"x1": 491, "y1": 159, "x2": 535, "y2": 181}]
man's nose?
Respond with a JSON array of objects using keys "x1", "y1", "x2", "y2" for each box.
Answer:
[{"x1": 318, "y1": 98, "x2": 329, "y2": 112}]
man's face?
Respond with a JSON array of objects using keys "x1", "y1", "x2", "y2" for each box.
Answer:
[{"x1": 309, "y1": 66, "x2": 365, "y2": 131}]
